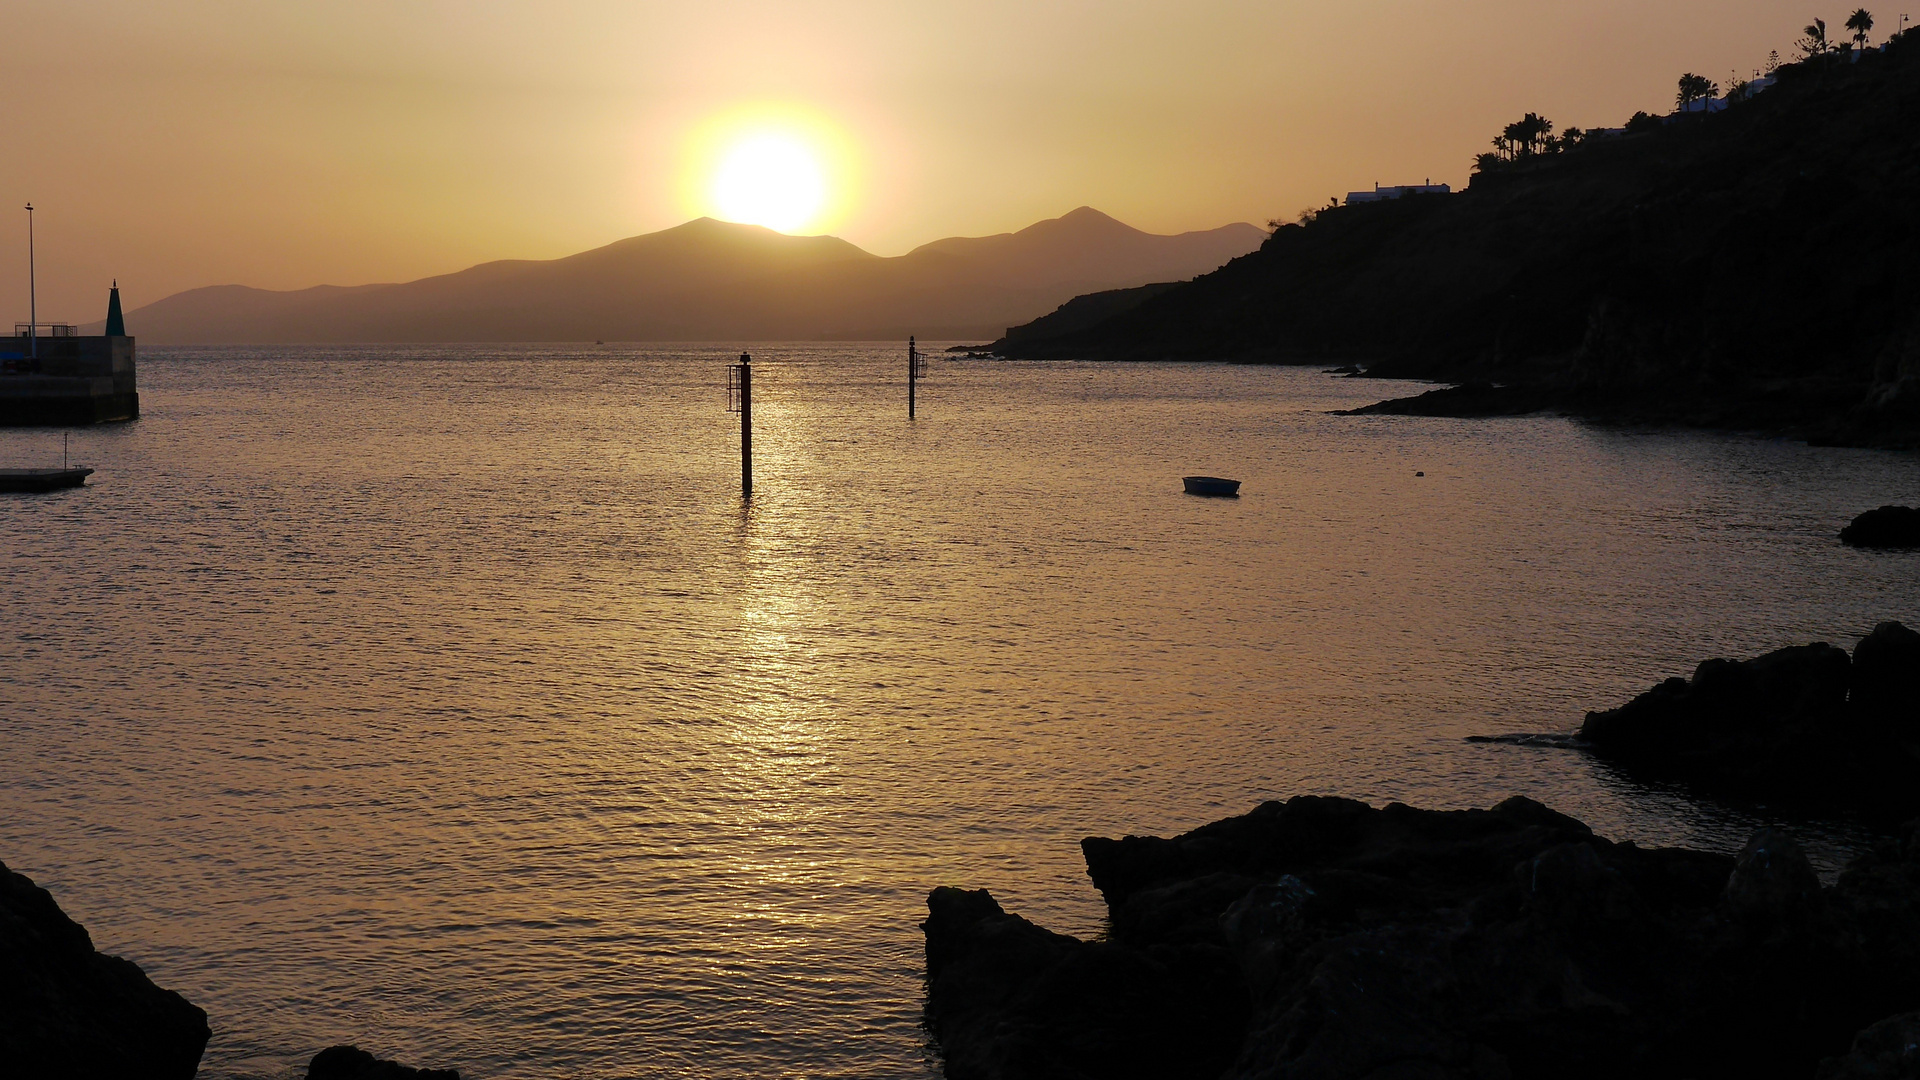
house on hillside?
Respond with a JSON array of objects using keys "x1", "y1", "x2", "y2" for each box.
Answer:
[
  {"x1": 1679, "y1": 73, "x2": 1778, "y2": 117},
  {"x1": 1345, "y1": 182, "x2": 1451, "y2": 205}
]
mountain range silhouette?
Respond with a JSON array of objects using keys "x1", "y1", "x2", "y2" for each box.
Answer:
[{"x1": 113, "y1": 207, "x2": 1263, "y2": 343}]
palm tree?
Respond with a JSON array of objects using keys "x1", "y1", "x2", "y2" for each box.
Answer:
[
  {"x1": 1676, "y1": 72, "x2": 1719, "y2": 112},
  {"x1": 1847, "y1": 8, "x2": 1874, "y2": 47},
  {"x1": 1502, "y1": 121, "x2": 1526, "y2": 158},
  {"x1": 1798, "y1": 18, "x2": 1830, "y2": 57},
  {"x1": 1507, "y1": 113, "x2": 1554, "y2": 155}
]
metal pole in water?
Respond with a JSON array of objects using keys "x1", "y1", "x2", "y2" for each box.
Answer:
[
  {"x1": 908, "y1": 336, "x2": 917, "y2": 420},
  {"x1": 739, "y1": 352, "x2": 753, "y2": 498},
  {"x1": 25, "y1": 203, "x2": 36, "y2": 362}
]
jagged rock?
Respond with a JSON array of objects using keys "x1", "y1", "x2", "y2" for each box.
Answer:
[
  {"x1": 0, "y1": 860, "x2": 209, "y2": 1079},
  {"x1": 1817, "y1": 1011, "x2": 1920, "y2": 1078},
  {"x1": 922, "y1": 886, "x2": 1244, "y2": 1080},
  {"x1": 1842, "y1": 506, "x2": 1920, "y2": 548},
  {"x1": 1578, "y1": 627, "x2": 1920, "y2": 817},
  {"x1": 307, "y1": 1044, "x2": 460, "y2": 1080},
  {"x1": 1578, "y1": 642, "x2": 1851, "y2": 766},
  {"x1": 924, "y1": 798, "x2": 1920, "y2": 1080},
  {"x1": 1723, "y1": 828, "x2": 1821, "y2": 925},
  {"x1": 1853, "y1": 622, "x2": 1920, "y2": 756}
]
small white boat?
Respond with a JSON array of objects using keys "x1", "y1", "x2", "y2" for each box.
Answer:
[
  {"x1": 0, "y1": 467, "x2": 92, "y2": 493},
  {"x1": 1182, "y1": 475, "x2": 1240, "y2": 497}
]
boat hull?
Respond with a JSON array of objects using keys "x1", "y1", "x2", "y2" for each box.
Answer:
[
  {"x1": 0, "y1": 467, "x2": 93, "y2": 492},
  {"x1": 1182, "y1": 475, "x2": 1240, "y2": 496}
]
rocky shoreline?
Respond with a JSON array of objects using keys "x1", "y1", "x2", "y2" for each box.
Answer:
[
  {"x1": 1336, "y1": 382, "x2": 1920, "y2": 452},
  {"x1": 1, "y1": 858, "x2": 458, "y2": 1078},
  {"x1": 1, "y1": 858, "x2": 209, "y2": 1078},
  {"x1": 924, "y1": 622, "x2": 1920, "y2": 1079},
  {"x1": 924, "y1": 798, "x2": 1920, "y2": 1080}
]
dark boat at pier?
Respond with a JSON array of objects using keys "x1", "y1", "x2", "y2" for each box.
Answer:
[{"x1": 0, "y1": 467, "x2": 92, "y2": 492}]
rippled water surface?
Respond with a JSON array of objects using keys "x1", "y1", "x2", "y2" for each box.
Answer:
[{"x1": 3, "y1": 345, "x2": 1919, "y2": 1078}]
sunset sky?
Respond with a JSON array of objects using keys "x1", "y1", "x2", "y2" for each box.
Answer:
[{"x1": 8, "y1": 0, "x2": 1835, "y2": 320}]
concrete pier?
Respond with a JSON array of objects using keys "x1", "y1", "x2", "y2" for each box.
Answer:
[{"x1": 0, "y1": 330, "x2": 139, "y2": 425}]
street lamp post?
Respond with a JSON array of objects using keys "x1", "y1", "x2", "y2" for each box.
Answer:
[{"x1": 24, "y1": 203, "x2": 35, "y2": 361}]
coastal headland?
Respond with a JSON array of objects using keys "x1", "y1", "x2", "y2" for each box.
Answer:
[{"x1": 987, "y1": 34, "x2": 1920, "y2": 449}]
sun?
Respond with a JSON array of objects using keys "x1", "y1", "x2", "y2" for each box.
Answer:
[
  {"x1": 679, "y1": 105, "x2": 855, "y2": 235},
  {"x1": 712, "y1": 132, "x2": 825, "y2": 233}
]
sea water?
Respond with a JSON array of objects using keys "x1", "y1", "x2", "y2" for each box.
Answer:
[{"x1": 2, "y1": 344, "x2": 1917, "y2": 1078}]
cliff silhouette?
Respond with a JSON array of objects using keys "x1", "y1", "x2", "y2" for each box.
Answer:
[
  {"x1": 993, "y1": 37, "x2": 1920, "y2": 447},
  {"x1": 113, "y1": 209, "x2": 1262, "y2": 344}
]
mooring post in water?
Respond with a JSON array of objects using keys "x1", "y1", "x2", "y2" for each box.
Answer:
[
  {"x1": 25, "y1": 203, "x2": 36, "y2": 362},
  {"x1": 728, "y1": 352, "x2": 753, "y2": 497},
  {"x1": 908, "y1": 336, "x2": 928, "y2": 420}
]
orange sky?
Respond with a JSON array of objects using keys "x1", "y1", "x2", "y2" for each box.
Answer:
[{"x1": 5, "y1": 0, "x2": 1843, "y2": 321}]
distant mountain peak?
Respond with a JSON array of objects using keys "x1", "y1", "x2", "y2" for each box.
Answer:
[{"x1": 116, "y1": 207, "x2": 1265, "y2": 343}]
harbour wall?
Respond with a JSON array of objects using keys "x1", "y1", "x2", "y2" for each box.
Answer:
[{"x1": 0, "y1": 335, "x2": 138, "y2": 424}]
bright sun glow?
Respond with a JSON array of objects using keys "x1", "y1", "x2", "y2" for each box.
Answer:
[
  {"x1": 680, "y1": 106, "x2": 855, "y2": 235},
  {"x1": 712, "y1": 133, "x2": 825, "y2": 233}
]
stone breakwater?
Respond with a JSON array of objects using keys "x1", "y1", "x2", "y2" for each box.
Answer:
[
  {"x1": 922, "y1": 797, "x2": 1920, "y2": 1080},
  {"x1": 0, "y1": 858, "x2": 209, "y2": 1078}
]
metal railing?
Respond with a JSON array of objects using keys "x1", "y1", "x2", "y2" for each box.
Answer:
[{"x1": 14, "y1": 323, "x2": 77, "y2": 337}]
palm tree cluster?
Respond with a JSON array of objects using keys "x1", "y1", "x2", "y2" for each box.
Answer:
[
  {"x1": 1473, "y1": 112, "x2": 1590, "y2": 173},
  {"x1": 1676, "y1": 72, "x2": 1720, "y2": 110},
  {"x1": 1483, "y1": 112, "x2": 1581, "y2": 165},
  {"x1": 1799, "y1": 10, "x2": 1874, "y2": 57},
  {"x1": 1465, "y1": 14, "x2": 1885, "y2": 179}
]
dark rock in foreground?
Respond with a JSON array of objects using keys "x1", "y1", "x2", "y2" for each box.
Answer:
[
  {"x1": 924, "y1": 797, "x2": 1920, "y2": 1080},
  {"x1": 1817, "y1": 1010, "x2": 1920, "y2": 1078},
  {"x1": 1842, "y1": 506, "x2": 1920, "y2": 549},
  {"x1": 1579, "y1": 622, "x2": 1920, "y2": 816},
  {"x1": 0, "y1": 859, "x2": 210, "y2": 1079},
  {"x1": 308, "y1": 1044, "x2": 461, "y2": 1080},
  {"x1": 925, "y1": 886, "x2": 1245, "y2": 1080}
]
